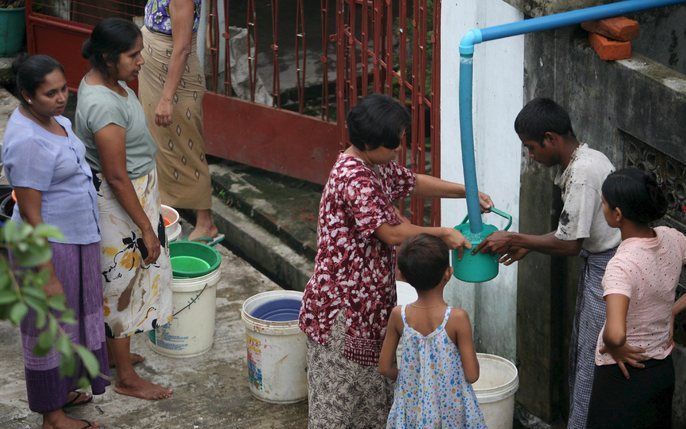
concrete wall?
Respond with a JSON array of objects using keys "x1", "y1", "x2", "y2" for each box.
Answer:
[{"x1": 440, "y1": 0, "x2": 524, "y2": 362}]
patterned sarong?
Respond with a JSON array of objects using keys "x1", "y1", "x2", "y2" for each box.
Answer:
[
  {"x1": 138, "y1": 26, "x2": 212, "y2": 210},
  {"x1": 97, "y1": 168, "x2": 173, "y2": 338},
  {"x1": 568, "y1": 247, "x2": 617, "y2": 428}
]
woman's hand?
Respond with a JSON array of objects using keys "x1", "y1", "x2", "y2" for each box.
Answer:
[
  {"x1": 154, "y1": 98, "x2": 174, "y2": 127},
  {"x1": 478, "y1": 192, "x2": 493, "y2": 212},
  {"x1": 599, "y1": 343, "x2": 646, "y2": 379},
  {"x1": 141, "y1": 227, "x2": 161, "y2": 265},
  {"x1": 442, "y1": 228, "x2": 471, "y2": 260}
]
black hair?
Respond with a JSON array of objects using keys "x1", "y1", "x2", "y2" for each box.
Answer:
[
  {"x1": 12, "y1": 54, "x2": 65, "y2": 107},
  {"x1": 602, "y1": 167, "x2": 668, "y2": 224},
  {"x1": 346, "y1": 93, "x2": 410, "y2": 151},
  {"x1": 397, "y1": 234, "x2": 449, "y2": 292},
  {"x1": 514, "y1": 97, "x2": 575, "y2": 145},
  {"x1": 82, "y1": 17, "x2": 142, "y2": 78}
]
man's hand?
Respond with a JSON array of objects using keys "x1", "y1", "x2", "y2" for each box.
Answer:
[
  {"x1": 499, "y1": 247, "x2": 530, "y2": 265},
  {"x1": 599, "y1": 343, "x2": 646, "y2": 379},
  {"x1": 474, "y1": 230, "x2": 514, "y2": 255}
]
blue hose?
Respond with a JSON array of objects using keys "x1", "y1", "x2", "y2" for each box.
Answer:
[{"x1": 458, "y1": 0, "x2": 686, "y2": 234}]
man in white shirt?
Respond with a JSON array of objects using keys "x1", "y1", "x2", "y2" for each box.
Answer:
[{"x1": 475, "y1": 98, "x2": 621, "y2": 429}]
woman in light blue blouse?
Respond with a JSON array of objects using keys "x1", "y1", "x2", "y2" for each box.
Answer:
[{"x1": 3, "y1": 54, "x2": 107, "y2": 429}]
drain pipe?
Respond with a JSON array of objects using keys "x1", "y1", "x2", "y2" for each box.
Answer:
[{"x1": 459, "y1": 0, "x2": 685, "y2": 235}]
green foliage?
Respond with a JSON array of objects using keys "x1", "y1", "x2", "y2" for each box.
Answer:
[{"x1": 0, "y1": 221, "x2": 102, "y2": 385}]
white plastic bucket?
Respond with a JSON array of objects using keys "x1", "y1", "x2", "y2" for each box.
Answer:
[
  {"x1": 148, "y1": 268, "x2": 221, "y2": 357},
  {"x1": 241, "y1": 290, "x2": 307, "y2": 404},
  {"x1": 161, "y1": 204, "x2": 182, "y2": 242},
  {"x1": 473, "y1": 353, "x2": 519, "y2": 429}
]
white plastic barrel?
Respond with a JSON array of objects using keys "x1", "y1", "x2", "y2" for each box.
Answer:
[
  {"x1": 148, "y1": 268, "x2": 221, "y2": 357},
  {"x1": 241, "y1": 290, "x2": 307, "y2": 404},
  {"x1": 473, "y1": 353, "x2": 519, "y2": 429}
]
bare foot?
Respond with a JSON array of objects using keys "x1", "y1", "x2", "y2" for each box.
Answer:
[
  {"x1": 115, "y1": 373, "x2": 173, "y2": 400},
  {"x1": 43, "y1": 410, "x2": 99, "y2": 429},
  {"x1": 188, "y1": 225, "x2": 219, "y2": 242},
  {"x1": 109, "y1": 352, "x2": 145, "y2": 369}
]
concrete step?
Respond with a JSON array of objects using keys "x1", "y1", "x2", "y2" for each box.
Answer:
[{"x1": 207, "y1": 161, "x2": 319, "y2": 291}]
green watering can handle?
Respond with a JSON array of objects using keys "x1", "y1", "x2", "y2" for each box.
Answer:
[{"x1": 458, "y1": 207, "x2": 512, "y2": 231}]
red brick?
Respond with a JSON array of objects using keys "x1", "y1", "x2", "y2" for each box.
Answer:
[
  {"x1": 588, "y1": 33, "x2": 632, "y2": 61},
  {"x1": 581, "y1": 17, "x2": 639, "y2": 42}
]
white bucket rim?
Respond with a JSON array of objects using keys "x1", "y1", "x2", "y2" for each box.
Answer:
[
  {"x1": 241, "y1": 290, "x2": 303, "y2": 335},
  {"x1": 474, "y1": 353, "x2": 519, "y2": 404},
  {"x1": 161, "y1": 204, "x2": 180, "y2": 227},
  {"x1": 167, "y1": 222, "x2": 182, "y2": 242},
  {"x1": 171, "y1": 268, "x2": 221, "y2": 293}
]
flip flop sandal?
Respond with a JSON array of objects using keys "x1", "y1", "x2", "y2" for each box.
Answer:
[
  {"x1": 63, "y1": 391, "x2": 93, "y2": 408},
  {"x1": 190, "y1": 233, "x2": 225, "y2": 247}
]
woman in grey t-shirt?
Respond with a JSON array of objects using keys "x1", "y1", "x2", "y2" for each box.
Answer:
[{"x1": 75, "y1": 18, "x2": 173, "y2": 401}]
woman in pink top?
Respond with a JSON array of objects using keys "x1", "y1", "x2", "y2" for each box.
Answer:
[{"x1": 587, "y1": 167, "x2": 685, "y2": 429}]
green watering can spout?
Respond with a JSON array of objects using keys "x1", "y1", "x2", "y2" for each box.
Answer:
[{"x1": 452, "y1": 207, "x2": 512, "y2": 283}]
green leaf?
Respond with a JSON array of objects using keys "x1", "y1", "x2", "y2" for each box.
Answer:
[
  {"x1": 77, "y1": 376, "x2": 91, "y2": 389},
  {"x1": 34, "y1": 224, "x2": 64, "y2": 240},
  {"x1": 21, "y1": 286, "x2": 47, "y2": 301},
  {"x1": 9, "y1": 302, "x2": 28, "y2": 324},
  {"x1": 34, "y1": 330, "x2": 54, "y2": 356},
  {"x1": 59, "y1": 352, "x2": 76, "y2": 377},
  {"x1": 24, "y1": 295, "x2": 46, "y2": 312},
  {"x1": 48, "y1": 317, "x2": 58, "y2": 338},
  {"x1": 47, "y1": 295, "x2": 67, "y2": 312},
  {"x1": 0, "y1": 290, "x2": 18, "y2": 305},
  {"x1": 75, "y1": 345, "x2": 100, "y2": 378},
  {"x1": 14, "y1": 246, "x2": 52, "y2": 267},
  {"x1": 3, "y1": 221, "x2": 17, "y2": 243},
  {"x1": 55, "y1": 333, "x2": 71, "y2": 356},
  {"x1": 35, "y1": 308, "x2": 47, "y2": 329},
  {"x1": 60, "y1": 309, "x2": 76, "y2": 325}
]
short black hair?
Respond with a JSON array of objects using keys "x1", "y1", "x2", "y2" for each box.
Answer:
[
  {"x1": 397, "y1": 234, "x2": 449, "y2": 292},
  {"x1": 346, "y1": 93, "x2": 410, "y2": 151},
  {"x1": 514, "y1": 97, "x2": 575, "y2": 145},
  {"x1": 602, "y1": 167, "x2": 668, "y2": 224},
  {"x1": 82, "y1": 18, "x2": 142, "y2": 79},
  {"x1": 12, "y1": 54, "x2": 64, "y2": 107}
]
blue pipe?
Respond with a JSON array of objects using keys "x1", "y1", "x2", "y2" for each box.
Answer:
[{"x1": 458, "y1": 0, "x2": 685, "y2": 234}]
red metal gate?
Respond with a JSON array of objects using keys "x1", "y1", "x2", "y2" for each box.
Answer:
[{"x1": 26, "y1": 0, "x2": 441, "y2": 225}]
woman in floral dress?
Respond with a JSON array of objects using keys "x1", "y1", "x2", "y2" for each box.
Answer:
[{"x1": 299, "y1": 94, "x2": 493, "y2": 428}]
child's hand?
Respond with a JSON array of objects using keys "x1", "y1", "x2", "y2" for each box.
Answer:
[{"x1": 599, "y1": 343, "x2": 646, "y2": 379}]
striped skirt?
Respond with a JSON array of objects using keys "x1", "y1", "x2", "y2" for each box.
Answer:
[{"x1": 20, "y1": 242, "x2": 110, "y2": 413}]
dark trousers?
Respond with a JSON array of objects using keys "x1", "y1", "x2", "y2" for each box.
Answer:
[{"x1": 587, "y1": 355, "x2": 674, "y2": 429}]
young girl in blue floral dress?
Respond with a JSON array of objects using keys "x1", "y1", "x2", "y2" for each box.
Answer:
[{"x1": 379, "y1": 234, "x2": 486, "y2": 429}]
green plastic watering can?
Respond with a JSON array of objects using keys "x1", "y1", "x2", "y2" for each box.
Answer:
[{"x1": 452, "y1": 207, "x2": 512, "y2": 283}]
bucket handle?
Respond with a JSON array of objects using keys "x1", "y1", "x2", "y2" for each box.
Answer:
[
  {"x1": 172, "y1": 283, "x2": 208, "y2": 317},
  {"x1": 459, "y1": 207, "x2": 512, "y2": 231}
]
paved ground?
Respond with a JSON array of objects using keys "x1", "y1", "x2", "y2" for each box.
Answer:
[{"x1": 0, "y1": 242, "x2": 308, "y2": 429}]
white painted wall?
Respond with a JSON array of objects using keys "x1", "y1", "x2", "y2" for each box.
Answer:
[{"x1": 440, "y1": 0, "x2": 524, "y2": 361}]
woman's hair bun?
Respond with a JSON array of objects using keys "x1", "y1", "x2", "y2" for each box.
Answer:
[
  {"x1": 11, "y1": 52, "x2": 30, "y2": 75},
  {"x1": 82, "y1": 39, "x2": 93, "y2": 59}
]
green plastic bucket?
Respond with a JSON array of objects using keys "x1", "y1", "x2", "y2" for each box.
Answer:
[
  {"x1": 452, "y1": 207, "x2": 512, "y2": 283},
  {"x1": 169, "y1": 240, "x2": 221, "y2": 278},
  {"x1": 0, "y1": 7, "x2": 26, "y2": 57}
]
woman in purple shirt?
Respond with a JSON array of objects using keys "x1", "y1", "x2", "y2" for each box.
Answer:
[{"x1": 3, "y1": 55, "x2": 107, "y2": 429}]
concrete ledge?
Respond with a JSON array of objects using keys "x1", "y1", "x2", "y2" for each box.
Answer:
[{"x1": 211, "y1": 196, "x2": 313, "y2": 291}]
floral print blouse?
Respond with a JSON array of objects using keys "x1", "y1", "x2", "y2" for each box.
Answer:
[
  {"x1": 299, "y1": 153, "x2": 416, "y2": 366},
  {"x1": 145, "y1": 0, "x2": 201, "y2": 35}
]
